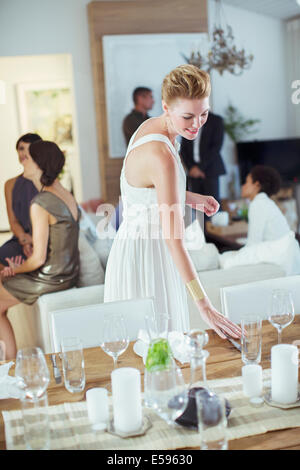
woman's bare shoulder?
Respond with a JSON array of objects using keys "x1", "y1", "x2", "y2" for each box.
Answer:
[
  {"x1": 4, "y1": 176, "x2": 19, "y2": 192},
  {"x1": 132, "y1": 117, "x2": 167, "y2": 142},
  {"x1": 143, "y1": 142, "x2": 177, "y2": 185}
]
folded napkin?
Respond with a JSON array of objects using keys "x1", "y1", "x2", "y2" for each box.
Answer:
[
  {"x1": 133, "y1": 330, "x2": 190, "y2": 364},
  {"x1": 0, "y1": 362, "x2": 25, "y2": 400}
]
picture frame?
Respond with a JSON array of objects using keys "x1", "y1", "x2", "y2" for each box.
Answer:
[
  {"x1": 16, "y1": 80, "x2": 75, "y2": 191},
  {"x1": 16, "y1": 80, "x2": 74, "y2": 148}
]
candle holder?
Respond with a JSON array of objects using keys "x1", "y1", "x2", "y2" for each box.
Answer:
[
  {"x1": 264, "y1": 391, "x2": 300, "y2": 410},
  {"x1": 107, "y1": 415, "x2": 152, "y2": 438},
  {"x1": 270, "y1": 344, "x2": 299, "y2": 406}
]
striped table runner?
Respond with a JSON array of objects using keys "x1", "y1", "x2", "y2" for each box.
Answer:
[{"x1": 3, "y1": 370, "x2": 300, "y2": 450}]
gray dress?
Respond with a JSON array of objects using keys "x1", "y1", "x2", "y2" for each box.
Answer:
[{"x1": 3, "y1": 191, "x2": 80, "y2": 305}]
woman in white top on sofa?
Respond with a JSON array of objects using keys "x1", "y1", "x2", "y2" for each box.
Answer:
[{"x1": 241, "y1": 165, "x2": 290, "y2": 246}]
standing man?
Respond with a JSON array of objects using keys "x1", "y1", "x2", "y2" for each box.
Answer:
[
  {"x1": 122, "y1": 87, "x2": 154, "y2": 146},
  {"x1": 180, "y1": 111, "x2": 226, "y2": 205}
]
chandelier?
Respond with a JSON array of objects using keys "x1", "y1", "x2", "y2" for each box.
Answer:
[{"x1": 184, "y1": 0, "x2": 254, "y2": 76}]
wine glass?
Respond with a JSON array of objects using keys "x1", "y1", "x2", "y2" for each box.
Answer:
[
  {"x1": 268, "y1": 289, "x2": 295, "y2": 344},
  {"x1": 146, "y1": 364, "x2": 188, "y2": 426},
  {"x1": 15, "y1": 347, "x2": 50, "y2": 400},
  {"x1": 100, "y1": 314, "x2": 129, "y2": 369}
]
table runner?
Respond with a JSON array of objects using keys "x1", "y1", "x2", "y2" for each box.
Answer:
[{"x1": 3, "y1": 370, "x2": 300, "y2": 450}]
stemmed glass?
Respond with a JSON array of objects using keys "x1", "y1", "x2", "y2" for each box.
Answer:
[
  {"x1": 268, "y1": 289, "x2": 295, "y2": 345},
  {"x1": 15, "y1": 347, "x2": 50, "y2": 400},
  {"x1": 100, "y1": 314, "x2": 129, "y2": 370}
]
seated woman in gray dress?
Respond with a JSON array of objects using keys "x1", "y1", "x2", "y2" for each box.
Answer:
[
  {"x1": 0, "y1": 141, "x2": 80, "y2": 359},
  {"x1": 0, "y1": 133, "x2": 42, "y2": 271}
]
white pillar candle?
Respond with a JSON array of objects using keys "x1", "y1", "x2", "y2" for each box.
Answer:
[
  {"x1": 242, "y1": 365, "x2": 263, "y2": 398},
  {"x1": 111, "y1": 368, "x2": 142, "y2": 433},
  {"x1": 86, "y1": 388, "x2": 109, "y2": 431},
  {"x1": 271, "y1": 344, "x2": 298, "y2": 404}
]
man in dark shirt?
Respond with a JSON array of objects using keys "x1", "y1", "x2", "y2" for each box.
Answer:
[
  {"x1": 180, "y1": 112, "x2": 226, "y2": 204},
  {"x1": 122, "y1": 87, "x2": 154, "y2": 146}
]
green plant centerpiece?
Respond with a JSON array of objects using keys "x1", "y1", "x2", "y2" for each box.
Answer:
[
  {"x1": 224, "y1": 104, "x2": 260, "y2": 143},
  {"x1": 145, "y1": 338, "x2": 173, "y2": 372}
]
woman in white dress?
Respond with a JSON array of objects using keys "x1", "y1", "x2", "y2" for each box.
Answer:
[{"x1": 104, "y1": 65, "x2": 241, "y2": 339}]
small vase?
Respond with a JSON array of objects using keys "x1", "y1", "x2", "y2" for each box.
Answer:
[{"x1": 144, "y1": 338, "x2": 175, "y2": 408}]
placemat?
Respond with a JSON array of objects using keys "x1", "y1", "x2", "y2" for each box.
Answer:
[{"x1": 3, "y1": 369, "x2": 300, "y2": 450}]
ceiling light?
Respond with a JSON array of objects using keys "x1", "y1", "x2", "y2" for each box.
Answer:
[{"x1": 183, "y1": 0, "x2": 254, "y2": 76}]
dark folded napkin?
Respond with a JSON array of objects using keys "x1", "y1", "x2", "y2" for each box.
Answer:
[{"x1": 169, "y1": 387, "x2": 231, "y2": 429}]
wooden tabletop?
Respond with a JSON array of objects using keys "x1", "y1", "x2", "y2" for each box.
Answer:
[{"x1": 1, "y1": 318, "x2": 300, "y2": 450}]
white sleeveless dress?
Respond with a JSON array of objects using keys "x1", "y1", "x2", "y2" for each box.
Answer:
[{"x1": 104, "y1": 131, "x2": 190, "y2": 333}]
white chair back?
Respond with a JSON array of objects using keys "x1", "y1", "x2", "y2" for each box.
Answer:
[
  {"x1": 50, "y1": 297, "x2": 155, "y2": 352},
  {"x1": 220, "y1": 276, "x2": 300, "y2": 324}
]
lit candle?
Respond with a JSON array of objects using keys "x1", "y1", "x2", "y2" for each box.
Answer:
[
  {"x1": 271, "y1": 344, "x2": 298, "y2": 404},
  {"x1": 242, "y1": 365, "x2": 263, "y2": 398},
  {"x1": 111, "y1": 368, "x2": 142, "y2": 433},
  {"x1": 86, "y1": 388, "x2": 109, "y2": 431}
]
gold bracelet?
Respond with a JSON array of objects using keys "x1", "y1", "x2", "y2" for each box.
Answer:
[{"x1": 186, "y1": 278, "x2": 205, "y2": 302}]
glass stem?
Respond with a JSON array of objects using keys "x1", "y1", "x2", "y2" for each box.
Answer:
[
  {"x1": 277, "y1": 327, "x2": 282, "y2": 344},
  {"x1": 113, "y1": 356, "x2": 118, "y2": 369},
  {"x1": 33, "y1": 396, "x2": 39, "y2": 414}
]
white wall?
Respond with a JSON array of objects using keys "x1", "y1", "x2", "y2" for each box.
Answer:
[
  {"x1": 0, "y1": 0, "x2": 292, "y2": 206},
  {"x1": 0, "y1": 0, "x2": 100, "y2": 203},
  {"x1": 286, "y1": 18, "x2": 300, "y2": 138},
  {"x1": 207, "y1": 0, "x2": 290, "y2": 198}
]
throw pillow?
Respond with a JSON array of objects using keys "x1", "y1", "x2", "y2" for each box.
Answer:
[
  {"x1": 92, "y1": 222, "x2": 116, "y2": 269},
  {"x1": 77, "y1": 231, "x2": 105, "y2": 287},
  {"x1": 79, "y1": 207, "x2": 116, "y2": 269}
]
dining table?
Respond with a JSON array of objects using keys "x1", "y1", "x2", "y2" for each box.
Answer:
[{"x1": 1, "y1": 317, "x2": 300, "y2": 450}]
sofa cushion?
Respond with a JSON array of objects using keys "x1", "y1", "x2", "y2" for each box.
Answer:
[
  {"x1": 188, "y1": 243, "x2": 220, "y2": 272},
  {"x1": 77, "y1": 232, "x2": 105, "y2": 287},
  {"x1": 184, "y1": 219, "x2": 219, "y2": 271},
  {"x1": 184, "y1": 218, "x2": 205, "y2": 249},
  {"x1": 91, "y1": 223, "x2": 116, "y2": 269},
  {"x1": 79, "y1": 208, "x2": 116, "y2": 269}
]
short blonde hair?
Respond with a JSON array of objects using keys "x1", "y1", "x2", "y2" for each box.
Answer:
[{"x1": 162, "y1": 64, "x2": 211, "y2": 105}]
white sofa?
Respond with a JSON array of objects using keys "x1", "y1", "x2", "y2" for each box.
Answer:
[{"x1": 7, "y1": 208, "x2": 285, "y2": 353}]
